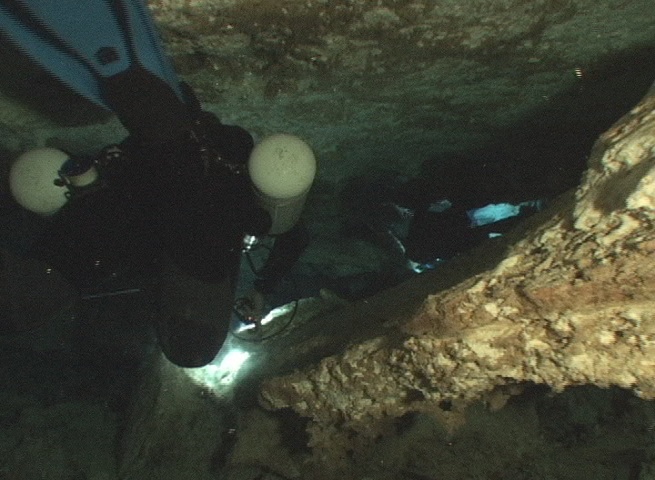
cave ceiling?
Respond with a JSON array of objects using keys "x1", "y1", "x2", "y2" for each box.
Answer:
[
  {"x1": 148, "y1": 0, "x2": 655, "y2": 187},
  {"x1": 1, "y1": 0, "x2": 655, "y2": 193}
]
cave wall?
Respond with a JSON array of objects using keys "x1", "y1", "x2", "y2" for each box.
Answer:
[
  {"x1": 1, "y1": 0, "x2": 654, "y2": 289},
  {"x1": 151, "y1": 0, "x2": 655, "y2": 185},
  {"x1": 0, "y1": 3, "x2": 652, "y2": 478},
  {"x1": 1, "y1": 0, "x2": 654, "y2": 187},
  {"x1": 259, "y1": 82, "x2": 655, "y2": 473}
]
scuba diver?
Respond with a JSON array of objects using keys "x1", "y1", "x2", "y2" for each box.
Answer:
[
  {"x1": 0, "y1": 0, "x2": 316, "y2": 367},
  {"x1": 342, "y1": 168, "x2": 541, "y2": 274}
]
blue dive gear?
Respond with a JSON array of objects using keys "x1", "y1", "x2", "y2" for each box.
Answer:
[{"x1": 0, "y1": 0, "x2": 183, "y2": 108}]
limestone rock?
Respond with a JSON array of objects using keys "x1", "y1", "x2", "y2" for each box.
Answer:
[{"x1": 260, "y1": 86, "x2": 655, "y2": 467}]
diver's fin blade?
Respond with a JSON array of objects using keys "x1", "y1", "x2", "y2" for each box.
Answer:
[
  {"x1": 0, "y1": 0, "x2": 183, "y2": 109},
  {"x1": 121, "y1": 0, "x2": 185, "y2": 101},
  {"x1": 0, "y1": 0, "x2": 111, "y2": 108}
]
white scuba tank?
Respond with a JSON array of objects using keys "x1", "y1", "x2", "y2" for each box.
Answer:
[
  {"x1": 9, "y1": 147, "x2": 98, "y2": 216},
  {"x1": 248, "y1": 134, "x2": 316, "y2": 235}
]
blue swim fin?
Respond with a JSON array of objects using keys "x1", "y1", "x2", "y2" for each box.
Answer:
[{"x1": 0, "y1": 0, "x2": 184, "y2": 110}]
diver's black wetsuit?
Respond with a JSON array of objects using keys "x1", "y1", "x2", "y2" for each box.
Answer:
[
  {"x1": 24, "y1": 68, "x2": 275, "y2": 367},
  {"x1": 0, "y1": 1, "x2": 306, "y2": 367}
]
